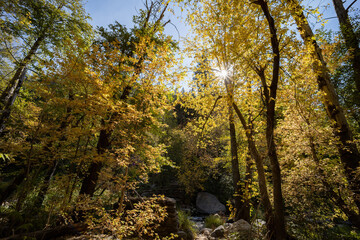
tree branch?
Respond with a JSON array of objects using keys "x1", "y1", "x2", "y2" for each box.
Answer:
[
  {"x1": 346, "y1": 0, "x2": 358, "y2": 12},
  {"x1": 199, "y1": 95, "x2": 222, "y2": 137}
]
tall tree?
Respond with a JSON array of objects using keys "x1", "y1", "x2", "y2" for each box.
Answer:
[
  {"x1": 285, "y1": 0, "x2": 360, "y2": 210},
  {"x1": 252, "y1": 1, "x2": 286, "y2": 239},
  {"x1": 0, "y1": 0, "x2": 91, "y2": 135},
  {"x1": 79, "y1": 0, "x2": 173, "y2": 198}
]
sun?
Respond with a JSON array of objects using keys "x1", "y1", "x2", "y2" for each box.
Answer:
[{"x1": 215, "y1": 69, "x2": 229, "y2": 79}]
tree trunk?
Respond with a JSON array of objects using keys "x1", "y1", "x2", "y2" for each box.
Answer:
[
  {"x1": 253, "y1": 1, "x2": 286, "y2": 239},
  {"x1": 33, "y1": 160, "x2": 58, "y2": 209},
  {"x1": 79, "y1": 121, "x2": 110, "y2": 196},
  {"x1": 0, "y1": 68, "x2": 27, "y2": 135},
  {"x1": 233, "y1": 102, "x2": 275, "y2": 239},
  {"x1": 332, "y1": 0, "x2": 360, "y2": 95},
  {"x1": 79, "y1": 86, "x2": 132, "y2": 197},
  {"x1": 229, "y1": 106, "x2": 249, "y2": 221},
  {"x1": 286, "y1": 0, "x2": 360, "y2": 210},
  {"x1": 0, "y1": 35, "x2": 45, "y2": 135},
  {"x1": 243, "y1": 152, "x2": 253, "y2": 221}
]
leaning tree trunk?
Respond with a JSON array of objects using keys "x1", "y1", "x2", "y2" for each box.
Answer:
[
  {"x1": 233, "y1": 102, "x2": 275, "y2": 240},
  {"x1": 79, "y1": 118, "x2": 111, "y2": 197},
  {"x1": 79, "y1": 85, "x2": 132, "y2": 197},
  {"x1": 0, "y1": 35, "x2": 45, "y2": 135},
  {"x1": 286, "y1": 0, "x2": 360, "y2": 210},
  {"x1": 0, "y1": 68, "x2": 27, "y2": 135}
]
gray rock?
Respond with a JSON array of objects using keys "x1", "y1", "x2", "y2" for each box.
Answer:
[
  {"x1": 196, "y1": 192, "x2": 226, "y2": 214},
  {"x1": 195, "y1": 235, "x2": 209, "y2": 240},
  {"x1": 227, "y1": 219, "x2": 252, "y2": 239},
  {"x1": 228, "y1": 219, "x2": 251, "y2": 232},
  {"x1": 200, "y1": 228, "x2": 212, "y2": 236},
  {"x1": 253, "y1": 219, "x2": 266, "y2": 228},
  {"x1": 210, "y1": 225, "x2": 225, "y2": 238},
  {"x1": 223, "y1": 223, "x2": 232, "y2": 229}
]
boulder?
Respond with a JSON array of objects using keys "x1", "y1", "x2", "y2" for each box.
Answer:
[
  {"x1": 227, "y1": 219, "x2": 252, "y2": 239},
  {"x1": 228, "y1": 219, "x2": 251, "y2": 232},
  {"x1": 210, "y1": 225, "x2": 225, "y2": 238},
  {"x1": 196, "y1": 192, "x2": 226, "y2": 214},
  {"x1": 199, "y1": 228, "x2": 212, "y2": 236},
  {"x1": 195, "y1": 235, "x2": 209, "y2": 240}
]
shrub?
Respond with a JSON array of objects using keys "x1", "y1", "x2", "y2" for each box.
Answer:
[
  {"x1": 178, "y1": 210, "x2": 196, "y2": 239},
  {"x1": 204, "y1": 214, "x2": 224, "y2": 229}
]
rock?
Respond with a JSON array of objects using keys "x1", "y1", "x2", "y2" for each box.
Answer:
[
  {"x1": 196, "y1": 192, "x2": 226, "y2": 214},
  {"x1": 210, "y1": 225, "x2": 225, "y2": 238},
  {"x1": 228, "y1": 219, "x2": 251, "y2": 232},
  {"x1": 253, "y1": 219, "x2": 266, "y2": 228},
  {"x1": 199, "y1": 228, "x2": 212, "y2": 236},
  {"x1": 195, "y1": 235, "x2": 209, "y2": 240},
  {"x1": 227, "y1": 219, "x2": 252, "y2": 239},
  {"x1": 223, "y1": 223, "x2": 232, "y2": 229}
]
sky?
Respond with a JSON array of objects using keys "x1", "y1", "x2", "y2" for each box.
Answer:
[
  {"x1": 82, "y1": 1, "x2": 360, "y2": 47},
  {"x1": 84, "y1": 0, "x2": 360, "y2": 43},
  {"x1": 84, "y1": 0, "x2": 188, "y2": 43}
]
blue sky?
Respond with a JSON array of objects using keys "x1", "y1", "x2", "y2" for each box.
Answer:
[
  {"x1": 84, "y1": 0, "x2": 360, "y2": 40},
  {"x1": 84, "y1": 0, "x2": 188, "y2": 42},
  {"x1": 84, "y1": 0, "x2": 143, "y2": 29}
]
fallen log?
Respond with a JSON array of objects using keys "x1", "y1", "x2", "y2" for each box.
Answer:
[{"x1": 0, "y1": 223, "x2": 87, "y2": 240}]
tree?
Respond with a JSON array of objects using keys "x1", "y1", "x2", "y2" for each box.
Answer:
[
  {"x1": 285, "y1": 0, "x2": 360, "y2": 213},
  {"x1": 0, "y1": 0, "x2": 92, "y2": 135},
  {"x1": 79, "y1": 0, "x2": 175, "y2": 198},
  {"x1": 179, "y1": 0, "x2": 294, "y2": 238}
]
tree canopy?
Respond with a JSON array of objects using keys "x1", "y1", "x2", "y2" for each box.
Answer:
[{"x1": 0, "y1": 0, "x2": 360, "y2": 239}]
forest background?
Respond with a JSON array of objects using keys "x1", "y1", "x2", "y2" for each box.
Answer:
[{"x1": 0, "y1": 0, "x2": 360, "y2": 239}]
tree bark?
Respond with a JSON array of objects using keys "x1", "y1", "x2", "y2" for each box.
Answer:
[
  {"x1": 286, "y1": 0, "x2": 360, "y2": 210},
  {"x1": 228, "y1": 106, "x2": 249, "y2": 221},
  {"x1": 79, "y1": 119, "x2": 110, "y2": 196},
  {"x1": 33, "y1": 160, "x2": 58, "y2": 209}
]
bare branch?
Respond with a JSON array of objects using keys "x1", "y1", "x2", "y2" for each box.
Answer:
[
  {"x1": 346, "y1": 0, "x2": 358, "y2": 11},
  {"x1": 199, "y1": 95, "x2": 222, "y2": 137}
]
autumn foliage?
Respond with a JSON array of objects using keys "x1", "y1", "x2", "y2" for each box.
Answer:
[{"x1": 1, "y1": 0, "x2": 360, "y2": 239}]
